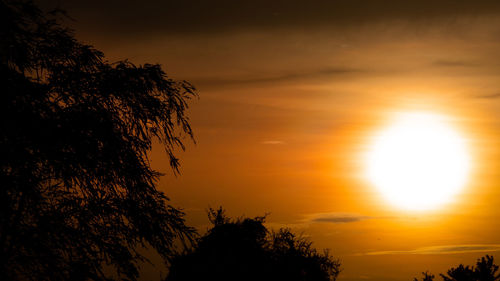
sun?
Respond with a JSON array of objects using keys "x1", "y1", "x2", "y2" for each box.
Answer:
[{"x1": 365, "y1": 112, "x2": 471, "y2": 211}]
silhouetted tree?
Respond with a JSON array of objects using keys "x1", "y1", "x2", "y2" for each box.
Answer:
[
  {"x1": 414, "y1": 255, "x2": 500, "y2": 281},
  {"x1": 166, "y1": 208, "x2": 341, "y2": 281},
  {"x1": 441, "y1": 264, "x2": 476, "y2": 281},
  {"x1": 1, "y1": 0, "x2": 196, "y2": 280},
  {"x1": 415, "y1": 271, "x2": 436, "y2": 281},
  {"x1": 474, "y1": 256, "x2": 500, "y2": 281},
  {"x1": 441, "y1": 256, "x2": 500, "y2": 281},
  {"x1": 269, "y1": 228, "x2": 341, "y2": 281}
]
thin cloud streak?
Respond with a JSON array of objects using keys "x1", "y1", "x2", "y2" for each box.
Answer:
[
  {"x1": 261, "y1": 140, "x2": 286, "y2": 145},
  {"x1": 309, "y1": 213, "x2": 372, "y2": 224},
  {"x1": 432, "y1": 60, "x2": 478, "y2": 67},
  {"x1": 306, "y1": 213, "x2": 399, "y2": 224},
  {"x1": 475, "y1": 93, "x2": 500, "y2": 99},
  {"x1": 194, "y1": 67, "x2": 363, "y2": 87},
  {"x1": 362, "y1": 245, "x2": 500, "y2": 256}
]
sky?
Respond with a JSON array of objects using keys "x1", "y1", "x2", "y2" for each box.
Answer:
[{"x1": 38, "y1": 1, "x2": 500, "y2": 280}]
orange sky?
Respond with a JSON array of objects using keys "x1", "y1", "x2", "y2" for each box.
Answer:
[{"x1": 38, "y1": 1, "x2": 500, "y2": 280}]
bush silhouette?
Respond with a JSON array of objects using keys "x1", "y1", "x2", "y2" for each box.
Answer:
[
  {"x1": 414, "y1": 255, "x2": 500, "y2": 281},
  {"x1": 1, "y1": 0, "x2": 196, "y2": 280},
  {"x1": 166, "y1": 208, "x2": 341, "y2": 281}
]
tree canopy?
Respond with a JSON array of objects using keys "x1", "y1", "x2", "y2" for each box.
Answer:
[
  {"x1": 166, "y1": 208, "x2": 341, "y2": 281},
  {"x1": 1, "y1": 0, "x2": 196, "y2": 280},
  {"x1": 414, "y1": 256, "x2": 500, "y2": 281}
]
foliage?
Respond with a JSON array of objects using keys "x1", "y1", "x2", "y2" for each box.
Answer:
[
  {"x1": 0, "y1": 0, "x2": 196, "y2": 280},
  {"x1": 414, "y1": 255, "x2": 500, "y2": 281},
  {"x1": 441, "y1": 256, "x2": 500, "y2": 281},
  {"x1": 415, "y1": 272, "x2": 436, "y2": 281},
  {"x1": 166, "y1": 208, "x2": 341, "y2": 281}
]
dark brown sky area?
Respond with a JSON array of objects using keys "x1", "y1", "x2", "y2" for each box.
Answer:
[{"x1": 39, "y1": 0, "x2": 500, "y2": 35}]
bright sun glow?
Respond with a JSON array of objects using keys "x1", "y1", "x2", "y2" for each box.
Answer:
[{"x1": 365, "y1": 112, "x2": 471, "y2": 211}]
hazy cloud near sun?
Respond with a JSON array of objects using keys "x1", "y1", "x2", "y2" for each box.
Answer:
[{"x1": 362, "y1": 245, "x2": 500, "y2": 256}]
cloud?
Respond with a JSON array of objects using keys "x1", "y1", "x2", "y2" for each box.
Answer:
[
  {"x1": 260, "y1": 140, "x2": 286, "y2": 145},
  {"x1": 309, "y1": 213, "x2": 372, "y2": 224},
  {"x1": 362, "y1": 244, "x2": 500, "y2": 256},
  {"x1": 194, "y1": 67, "x2": 363, "y2": 87},
  {"x1": 474, "y1": 93, "x2": 500, "y2": 99},
  {"x1": 432, "y1": 60, "x2": 477, "y2": 67}
]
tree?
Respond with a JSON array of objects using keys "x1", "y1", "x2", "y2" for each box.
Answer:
[
  {"x1": 415, "y1": 272, "x2": 436, "y2": 281},
  {"x1": 1, "y1": 0, "x2": 197, "y2": 280},
  {"x1": 414, "y1": 255, "x2": 500, "y2": 281},
  {"x1": 441, "y1": 256, "x2": 500, "y2": 281},
  {"x1": 166, "y1": 208, "x2": 341, "y2": 281}
]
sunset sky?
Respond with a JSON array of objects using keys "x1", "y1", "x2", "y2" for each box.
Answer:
[{"x1": 38, "y1": 1, "x2": 500, "y2": 280}]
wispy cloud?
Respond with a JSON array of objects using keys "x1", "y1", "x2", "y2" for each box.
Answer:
[
  {"x1": 196, "y1": 67, "x2": 363, "y2": 87},
  {"x1": 474, "y1": 93, "x2": 500, "y2": 99},
  {"x1": 261, "y1": 140, "x2": 286, "y2": 145},
  {"x1": 362, "y1": 244, "x2": 500, "y2": 256},
  {"x1": 309, "y1": 213, "x2": 372, "y2": 224},
  {"x1": 432, "y1": 60, "x2": 477, "y2": 67}
]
